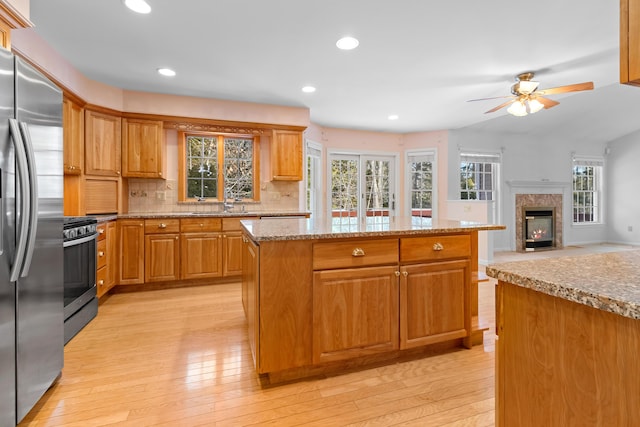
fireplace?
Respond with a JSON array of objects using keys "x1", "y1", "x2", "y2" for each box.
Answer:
[
  {"x1": 514, "y1": 193, "x2": 563, "y2": 252},
  {"x1": 523, "y1": 207, "x2": 555, "y2": 251}
]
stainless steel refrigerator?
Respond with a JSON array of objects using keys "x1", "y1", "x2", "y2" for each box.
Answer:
[{"x1": 0, "y1": 47, "x2": 64, "y2": 426}]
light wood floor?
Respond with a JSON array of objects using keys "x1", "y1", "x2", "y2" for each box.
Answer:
[{"x1": 20, "y1": 281, "x2": 497, "y2": 427}]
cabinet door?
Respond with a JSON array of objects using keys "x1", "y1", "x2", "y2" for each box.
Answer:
[
  {"x1": 63, "y1": 98, "x2": 84, "y2": 175},
  {"x1": 145, "y1": 234, "x2": 180, "y2": 282},
  {"x1": 400, "y1": 259, "x2": 470, "y2": 349},
  {"x1": 242, "y1": 235, "x2": 260, "y2": 370},
  {"x1": 223, "y1": 231, "x2": 243, "y2": 277},
  {"x1": 313, "y1": 265, "x2": 399, "y2": 364},
  {"x1": 271, "y1": 129, "x2": 302, "y2": 181},
  {"x1": 118, "y1": 220, "x2": 144, "y2": 285},
  {"x1": 122, "y1": 118, "x2": 165, "y2": 178},
  {"x1": 180, "y1": 233, "x2": 222, "y2": 279},
  {"x1": 621, "y1": 0, "x2": 640, "y2": 86},
  {"x1": 85, "y1": 110, "x2": 122, "y2": 176}
]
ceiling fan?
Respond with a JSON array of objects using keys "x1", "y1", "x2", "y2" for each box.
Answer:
[{"x1": 467, "y1": 72, "x2": 594, "y2": 116}]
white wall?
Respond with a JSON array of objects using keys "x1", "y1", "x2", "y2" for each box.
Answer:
[
  {"x1": 606, "y1": 129, "x2": 640, "y2": 245},
  {"x1": 448, "y1": 128, "x2": 608, "y2": 251}
]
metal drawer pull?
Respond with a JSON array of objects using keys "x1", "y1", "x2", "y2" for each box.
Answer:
[
  {"x1": 158, "y1": 223, "x2": 167, "y2": 229},
  {"x1": 352, "y1": 247, "x2": 365, "y2": 257},
  {"x1": 433, "y1": 242, "x2": 444, "y2": 251}
]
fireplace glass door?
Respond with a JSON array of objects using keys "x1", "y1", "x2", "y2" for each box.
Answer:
[{"x1": 524, "y1": 209, "x2": 554, "y2": 251}]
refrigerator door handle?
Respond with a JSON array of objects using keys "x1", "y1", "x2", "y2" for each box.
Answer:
[
  {"x1": 18, "y1": 121, "x2": 38, "y2": 277},
  {"x1": 8, "y1": 119, "x2": 31, "y2": 282}
]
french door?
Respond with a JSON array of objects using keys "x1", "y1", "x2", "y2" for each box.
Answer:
[{"x1": 329, "y1": 153, "x2": 396, "y2": 222}]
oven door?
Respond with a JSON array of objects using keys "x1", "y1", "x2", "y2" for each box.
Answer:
[{"x1": 63, "y1": 233, "x2": 97, "y2": 320}]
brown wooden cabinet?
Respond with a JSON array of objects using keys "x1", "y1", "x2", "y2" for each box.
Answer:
[
  {"x1": 621, "y1": 0, "x2": 640, "y2": 86},
  {"x1": 118, "y1": 219, "x2": 144, "y2": 285},
  {"x1": 313, "y1": 265, "x2": 399, "y2": 364},
  {"x1": 122, "y1": 118, "x2": 165, "y2": 178},
  {"x1": 222, "y1": 217, "x2": 250, "y2": 277},
  {"x1": 180, "y1": 218, "x2": 223, "y2": 280},
  {"x1": 63, "y1": 98, "x2": 84, "y2": 175},
  {"x1": 144, "y1": 219, "x2": 180, "y2": 282},
  {"x1": 271, "y1": 129, "x2": 303, "y2": 181},
  {"x1": 399, "y1": 235, "x2": 472, "y2": 349},
  {"x1": 96, "y1": 220, "x2": 117, "y2": 297},
  {"x1": 85, "y1": 110, "x2": 122, "y2": 177}
]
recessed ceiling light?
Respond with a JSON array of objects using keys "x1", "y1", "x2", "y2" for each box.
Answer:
[
  {"x1": 123, "y1": 0, "x2": 151, "y2": 14},
  {"x1": 302, "y1": 86, "x2": 316, "y2": 93},
  {"x1": 157, "y1": 68, "x2": 176, "y2": 77},
  {"x1": 388, "y1": 115, "x2": 399, "y2": 120},
  {"x1": 336, "y1": 36, "x2": 359, "y2": 50}
]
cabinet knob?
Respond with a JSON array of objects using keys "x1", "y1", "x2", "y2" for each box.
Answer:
[
  {"x1": 200, "y1": 223, "x2": 204, "y2": 227},
  {"x1": 352, "y1": 247, "x2": 365, "y2": 257},
  {"x1": 98, "y1": 228, "x2": 105, "y2": 234},
  {"x1": 175, "y1": 236, "x2": 179, "y2": 240},
  {"x1": 395, "y1": 271, "x2": 400, "y2": 277},
  {"x1": 403, "y1": 271, "x2": 408, "y2": 277},
  {"x1": 116, "y1": 171, "x2": 121, "y2": 175},
  {"x1": 98, "y1": 280, "x2": 104, "y2": 285},
  {"x1": 158, "y1": 223, "x2": 167, "y2": 229},
  {"x1": 98, "y1": 251, "x2": 104, "y2": 257},
  {"x1": 432, "y1": 242, "x2": 444, "y2": 251},
  {"x1": 158, "y1": 172, "x2": 162, "y2": 176}
]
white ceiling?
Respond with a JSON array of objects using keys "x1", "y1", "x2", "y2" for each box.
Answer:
[{"x1": 28, "y1": 0, "x2": 640, "y2": 141}]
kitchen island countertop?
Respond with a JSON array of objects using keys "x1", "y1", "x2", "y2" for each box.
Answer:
[
  {"x1": 241, "y1": 216, "x2": 504, "y2": 242},
  {"x1": 486, "y1": 249, "x2": 640, "y2": 320}
]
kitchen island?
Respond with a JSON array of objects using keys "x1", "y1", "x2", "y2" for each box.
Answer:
[
  {"x1": 241, "y1": 216, "x2": 504, "y2": 382},
  {"x1": 486, "y1": 251, "x2": 640, "y2": 426}
]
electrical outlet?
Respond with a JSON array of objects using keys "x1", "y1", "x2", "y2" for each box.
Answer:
[{"x1": 156, "y1": 191, "x2": 166, "y2": 201}]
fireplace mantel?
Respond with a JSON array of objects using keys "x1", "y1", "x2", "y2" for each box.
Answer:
[{"x1": 506, "y1": 180, "x2": 570, "y2": 189}]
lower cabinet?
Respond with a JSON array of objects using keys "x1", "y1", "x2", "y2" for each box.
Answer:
[
  {"x1": 145, "y1": 233, "x2": 180, "y2": 282},
  {"x1": 242, "y1": 234, "x2": 260, "y2": 369},
  {"x1": 118, "y1": 219, "x2": 144, "y2": 285},
  {"x1": 399, "y1": 259, "x2": 470, "y2": 349},
  {"x1": 96, "y1": 220, "x2": 117, "y2": 297},
  {"x1": 312, "y1": 265, "x2": 399, "y2": 364},
  {"x1": 181, "y1": 233, "x2": 222, "y2": 279}
]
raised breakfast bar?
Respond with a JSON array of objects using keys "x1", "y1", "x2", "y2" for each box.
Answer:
[
  {"x1": 486, "y1": 251, "x2": 640, "y2": 426},
  {"x1": 241, "y1": 216, "x2": 504, "y2": 382}
]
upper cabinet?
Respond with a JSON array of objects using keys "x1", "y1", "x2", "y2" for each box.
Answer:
[
  {"x1": 271, "y1": 129, "x2": 303, "y2": 181},
  {"x1": 621, "y1": 0, "x2": 640, "y2": 86},
  {"x1": 85, "y1": 110, "x2": 122, "y2": 176},
  {"x1": 122, "y1": 118, "x2": 165, "y2": 178},
  {"x1": 0, "y1": 1, "x2": 31, "y2": 50},
  {"x1": 62, "y1": 98, "x2": 84, "y2": 175}
]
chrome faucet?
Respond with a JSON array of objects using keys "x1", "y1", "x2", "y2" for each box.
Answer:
[{"x1": 222, "y1": 186, "x2": 234, "y2": 212}]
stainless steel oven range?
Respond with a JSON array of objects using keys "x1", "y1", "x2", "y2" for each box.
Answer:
[{"x1": 63, "y1": 216, "x2": 98, "y2": 344}]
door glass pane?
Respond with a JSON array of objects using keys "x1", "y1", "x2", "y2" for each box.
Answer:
[
  {"x1": 410, "y1": 161, "x2": 432, "y2": 217},
  {"x1": 365, "y1": 159, "x2": 390, "y2": 218},
  {"x1": 331, "y1": 158, "x2": 358, "y2": 222}
]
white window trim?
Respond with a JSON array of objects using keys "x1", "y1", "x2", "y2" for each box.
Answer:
[
  {"x1": 572, "y1": 155, "x2": 605, "y2": 226},
  {"x1": 458, "y1": 149, "x2": 502, "y2": 225},
  {"x1": 304, "y1": 139, "x2": 323, "y2": 217}
]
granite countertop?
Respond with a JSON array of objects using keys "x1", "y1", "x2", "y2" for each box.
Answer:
[
  {"x1": 115, "y1": 210, "x2": 309, "y2": 219},
  {"x1": 241, "y1": 216, "x2": 504, "y2": 242},
  {"x1": 486, "y1": 250, "x2": 640, "y2": 320}
]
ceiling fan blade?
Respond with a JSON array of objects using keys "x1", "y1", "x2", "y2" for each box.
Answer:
[
  {"x1": 485, "y1": 99, "x2": 517, "y2": 114},
  {"x1": 536, "y1": 81, "x2": 594, "y2": 96},
  {"x1": 467, "y1": 95, "x2": 515, "y2": 102},
  {"x1": 537, "y1": 97, "x2": 560, "y2": 109}
]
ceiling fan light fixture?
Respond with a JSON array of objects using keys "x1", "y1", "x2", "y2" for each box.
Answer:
[
  {"x1": 507, "y1": 100, "x2": 528, "y2": 117},
  {"x1": 528, "y1": 98, "x2": 544, "y2": 114},
  {"x1": 515, "y1": 80, "x2": 539, "y2": 95}
]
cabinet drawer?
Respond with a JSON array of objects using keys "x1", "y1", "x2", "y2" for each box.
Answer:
[
  {"x1": 96, "y1": 223, "x2": 107, "y2": 241},
  {"x1": 222, "y1": 217, "x2": 256, "y2": 231},
  {"x1": 145, "y1": 219, "x2": 180, "y2": 234},
  {"x1": 96, "y1": 266, "x2": 108, "y2": 298},
  {"x1": 97, "y1": 238, "x2": 107, "y2": 269},
  {"x1": 180, "y1": 217, "x2": 222, "y2": 233},
  {"x1": 313, "y1": 239, "x2": 398, "y2": 270},
  {"x1": 400, "y1": 235, "x2": 471, "y2": 263}
]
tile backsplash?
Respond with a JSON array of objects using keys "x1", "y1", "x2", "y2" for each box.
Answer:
[{"x1": 127, "y1": 179, "x2": 301, "y2": 213}]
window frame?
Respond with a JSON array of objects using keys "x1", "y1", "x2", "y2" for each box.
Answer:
[
  {"x1": 458, "y1": 151, "x2": 501, "y2": 224},
  {"x1": 406, "y1": 149, "x2": 437, "y2": 219},
  {"x1": 572, "y1": 156, "x2": 603, "y2": 225},
  {"x1": 178, "y1": 130, "x2": 261, "y2": 202}
]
